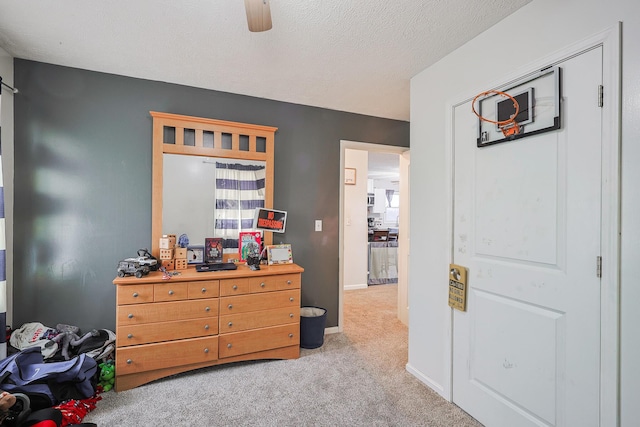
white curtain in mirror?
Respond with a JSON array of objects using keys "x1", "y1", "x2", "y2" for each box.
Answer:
[{"x1": 214, "y1": 162, "x2": 265, "y2": 249}]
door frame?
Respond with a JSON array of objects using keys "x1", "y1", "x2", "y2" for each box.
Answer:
[
  {"x1": 444, "y1": 24, "x2": 621, "y2": 425},
  {"x1": 338, "y1": 140, "x2": 409, "y2": 333}
]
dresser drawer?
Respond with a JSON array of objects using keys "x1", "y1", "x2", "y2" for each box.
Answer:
[
  {"x1": 188, "y1": 280, "x2": 219, "y2": 299},
  {"x1": 274, "y1": 274, "x2": 301, "y2": 291},
  {"x1": 220, "y1": 278, "x2": 250, "y2": 296},
  {"x1": 219, "y1": 324, "x2": 299, "y2": 358},
  {"x1": 117, "y1": 298, "x2": 219, "y2": 325},
  {"x1": 117, "y1": 285, "x2": 154, "y2": 305},
  {"x1": 220, "y1": 290, "x2": 299, "y2": 315},
  {"x1": 220, "y1": 307, "x2": 299, "y2": 333},
  {"x1": 247, "y1": 274, "x2": 301, "y2": 293},
  {"x1": 116, "y1": 336, "x2": 218, "y2": 374},
  {"x1": 248, "y1": 276, "x2": 277, "y2": 293},
  {"x1": 118, "y1": 318, "x2": 218, "y2": 347},
  {"x1": 154, "y1": 282, "x2": 189, "y2": 302}
]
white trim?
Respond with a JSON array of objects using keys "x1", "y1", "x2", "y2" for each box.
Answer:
[
  {"x1": 443, "y1": 88, "x2": 456, "y2": 402},
  {"x1": 344, "y1": 284, "x2": 368, "y2": 291},
  {"x1": 598, "y1": 22, "x2": 621, "y2": 427},
  {"x1": 324, "y1": 326, "x2": 340, "y2": 335},
  {"x1": 339, "y1": 140, "x2": 409, "y2": 335},
  {"x1": 406, "y1": 363, "x2": 447, "y2": 398},
  {"x1": 443, "y1": 23, "x2": 621, "y2": 424}
]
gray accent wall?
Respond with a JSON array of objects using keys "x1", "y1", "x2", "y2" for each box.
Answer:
[{"x1": 12, "y1": 59, "x2": 409, "y2": 332}]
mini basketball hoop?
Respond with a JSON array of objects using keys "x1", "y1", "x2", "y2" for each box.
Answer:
[{"x1": 472, "y1": 90, "x2": 521, "y2": 137}]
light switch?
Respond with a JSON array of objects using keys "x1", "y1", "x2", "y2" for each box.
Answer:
[{"x1": 315, "y1": 220, "x2": 322, "y2": 231}]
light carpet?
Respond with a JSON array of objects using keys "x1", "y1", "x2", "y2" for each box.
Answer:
[{"x1": 84, "y1": 284, "x2": 482, "y2": 426}]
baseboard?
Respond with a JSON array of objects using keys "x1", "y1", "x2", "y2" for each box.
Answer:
[
  {"x1": 406, "y1": 362, "x2": 449, "y2": 401},
  {"x1": 344, "y1": 283, "x2": 368, "y2": 291},
  {"x1": 325, "y1": 326, "x2": 340, "y2": 335}
]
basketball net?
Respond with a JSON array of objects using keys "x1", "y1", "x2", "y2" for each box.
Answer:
[{"x1": 472, "y1": 90, "x2": 521, "y2": 138}]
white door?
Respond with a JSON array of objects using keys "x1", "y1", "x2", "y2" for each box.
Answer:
[{"x1": 452, "y1": 47, "x2": 603, "y2": 426}]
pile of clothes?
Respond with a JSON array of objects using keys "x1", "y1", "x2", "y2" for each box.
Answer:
[
  {"x1": 1, "y1": 323, "x2": 116, "y2": 426},
  {"x1": 8, "y1": 323, "x2": 115, "y2": 363}
]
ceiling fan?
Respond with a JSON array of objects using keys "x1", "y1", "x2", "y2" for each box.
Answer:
[{"x1": 244, "y1": 0, "x2": 272, "y2": 32}]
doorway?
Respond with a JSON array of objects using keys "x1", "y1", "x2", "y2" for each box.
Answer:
[{"x1": 339, "y1": 141, "x2": 409, "y2": 332}]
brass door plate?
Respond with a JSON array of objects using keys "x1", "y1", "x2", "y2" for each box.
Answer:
[{"x1": 448, "y1": 264, "x2": 468, "y2": 312}]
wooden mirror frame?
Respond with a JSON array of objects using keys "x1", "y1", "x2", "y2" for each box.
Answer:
[{"x1": 150, "y1": 111, "x2": 277, "y2": 259}]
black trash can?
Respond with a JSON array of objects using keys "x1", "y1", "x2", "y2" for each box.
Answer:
[{"x1": 300, "y1": 307, "x2": 327, "y2": 349}]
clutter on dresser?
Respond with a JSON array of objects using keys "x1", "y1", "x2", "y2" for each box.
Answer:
[{"x1": 116, "y1": 248, "x2": 159, "y2": 278}]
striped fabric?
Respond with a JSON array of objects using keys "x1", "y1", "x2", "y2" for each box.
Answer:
[
  {"x1": 0, "y1": 78, "x2": 6, "y2": 359},
  {"x1": 214, "y1": 162, "x2": 265, "y2": 251}
]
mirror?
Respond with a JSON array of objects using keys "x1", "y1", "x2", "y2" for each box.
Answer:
[
  {"x1": 162, "y1": 153, "x2": 266, "y2": 247},
  {"x1": 150, "y1": 111, "x2": 277, "y2": 260}
]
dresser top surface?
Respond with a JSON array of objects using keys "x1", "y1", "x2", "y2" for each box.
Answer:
[{"x1": 113, "y1": 263, "x2": 304, "y2": 285}]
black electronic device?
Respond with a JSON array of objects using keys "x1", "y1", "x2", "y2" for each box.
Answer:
[{"x1": 196, "y1": 262, "x2": 238, "y2": 272}]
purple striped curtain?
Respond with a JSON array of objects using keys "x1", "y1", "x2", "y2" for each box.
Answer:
[{"x1": 0, "y1": 77, "x2": 6, "y2": 359}]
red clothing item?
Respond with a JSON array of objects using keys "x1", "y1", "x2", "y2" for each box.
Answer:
[{"x1": 29, "y1": 421, "x2": 58, "y2": 427}]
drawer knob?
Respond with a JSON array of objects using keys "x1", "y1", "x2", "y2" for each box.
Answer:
[
  {"x1": 201, "y1": 287, "x2": 207, "y2": 294},
  {"x1": 289, "y1": 333, "x2": 294, "y2": 338},
  {"x1": 204, "y1": 348, "x2": 209, "y2": 354},
  {"x1": 204, "y1": 324, "x2": 210, "y2": 330},
  {"x1": 127, "y1": 334, "x2": 133, "y2": 339},
  {"x1": 289, "y1": 313, "x2": 294, "y2": 318},
  {"x1": 205, "y1": 306, "x2": 210, "y2": 312},
  {"x1": 287, "y1": 280, "x2": 292, "y2": 285},
  {"x1": 128, "y1": 313, "x2": 134, "y2": 319},
  {"x1": 228, "y1": 322, "x2": 233, "y2": 327},
  {"x1": 132, "y1": 292, "x2": 139, "y2": 298},
  {"x1": 232, "y1": 285, "x2": 238, "y2": 290},
  {"x1": 289, "y1": 297, "x2": 294, "y2": 302},
  {"x1": 168, "y1": 290, "x2": 174, "y2": 295},
  {"x1": 126, "y1": 359, "x2": 132, "y2": 364},
  {"x1": 260, "y1": 282, "x2": 265, "y2": 287},
  {"x1": 227, "y1": 343, "x2": 232, "y2": 349},
  {"x1": 228, "y1": 304, "x2": 233, "y2": 310}
]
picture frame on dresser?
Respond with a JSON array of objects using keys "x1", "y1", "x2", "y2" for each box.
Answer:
[
  {"x1": 187, "y1": 245, "x2": 204, "y2": 264},
  {"x1": 266, "y1": 244, "x2": 293, "y2": 265}
]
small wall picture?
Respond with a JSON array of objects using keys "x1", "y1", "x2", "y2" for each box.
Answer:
[
  {"x1": 186, "y1": 245, "x2": 204, "y2": 264},
  {"x1": 266, "y1": 244, "x2": 293, "y2": 265},
  {"x1": 344, "y1": 167, "x2": 356, "y2": 185}
]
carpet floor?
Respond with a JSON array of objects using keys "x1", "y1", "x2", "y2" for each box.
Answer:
[{"x1": 84, "y1": 284, "x2": 482, "y2": 426}]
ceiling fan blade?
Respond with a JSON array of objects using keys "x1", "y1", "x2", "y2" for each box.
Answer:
[{"x1": 244, "y1": 0, "x2": 272, "y2": 32}]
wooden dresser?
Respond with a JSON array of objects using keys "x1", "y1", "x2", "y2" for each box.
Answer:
[{"x1": 113, "y1": 263, "x2": 303, "y2": 391}]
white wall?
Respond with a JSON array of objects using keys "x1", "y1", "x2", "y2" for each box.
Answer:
[
  {"x1": 0, "y1": 47, "x2": 13, "y2": 328},
  {"x1": 343, "y1": 149, "x2": 368, "y2": 289},
  {"x1": 409, "y1": 0, "x2": 639, "y2": 425}
]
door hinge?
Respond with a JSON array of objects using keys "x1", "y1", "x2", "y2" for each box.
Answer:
[
  {"x1": 597, "y1": 256, "x2": 602, "y2": 278},
  {"x1": 598, "y1": 85, "x2": 604, "y2": 108}
]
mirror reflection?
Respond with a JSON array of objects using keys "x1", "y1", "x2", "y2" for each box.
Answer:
[{"x1": 163, "y1": 153, "x2": 266, "y2": 254}]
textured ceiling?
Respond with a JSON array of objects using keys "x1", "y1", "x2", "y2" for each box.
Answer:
[{"x1": 0, "y1": 0, "x2": 530, "y2": 121}]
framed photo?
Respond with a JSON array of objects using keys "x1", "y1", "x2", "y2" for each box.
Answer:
[
  {"x1": 266, "y1": 244, "x2": 293, "y2": 265},
  {"x1": 204, "y1": 238, "x2": 223, "y2": 263},
  {"x1": 186, "y1": 245, "x2": 204, "y2": 264},
  {"x1": 344, "y1": 168, "x2": 356, "y2": 185},
  {"x1": 239, "y1": 231, "x2": 262, "y2": 262}
]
